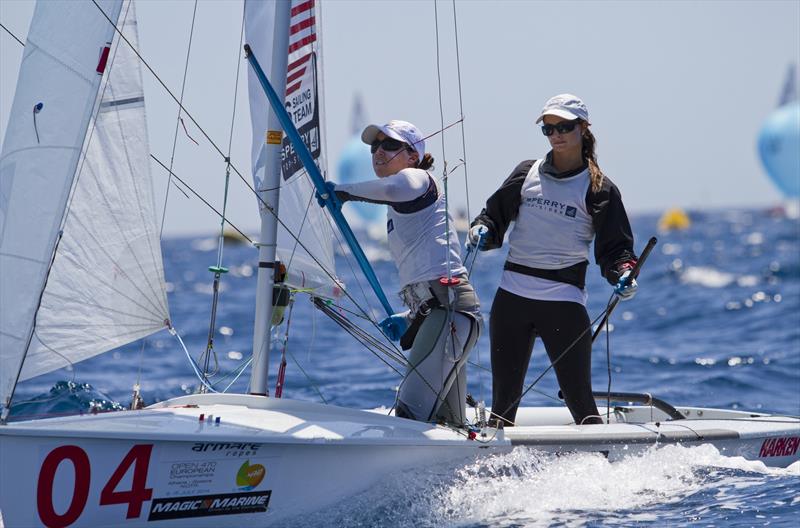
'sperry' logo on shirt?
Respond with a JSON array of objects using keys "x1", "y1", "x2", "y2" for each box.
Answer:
[
  {"x1": 523, "y1": 197, "x2": 578, "y2": 219},
  {"x1": 387, "y1": 218, "x2": 394, "y2": 233}
]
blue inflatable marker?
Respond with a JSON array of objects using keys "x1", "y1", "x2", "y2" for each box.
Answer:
[{"x1": 757, "y1": 102, "x2": 800, "y2": 199}]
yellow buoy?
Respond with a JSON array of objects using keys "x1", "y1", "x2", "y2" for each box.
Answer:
[{"x1": 658, "y1": 208, "x2": 691, "y2": 232}]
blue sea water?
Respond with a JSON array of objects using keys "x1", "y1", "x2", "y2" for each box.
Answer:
[{"x1": 10, "y1": 207, "x2": 800, "y2": 527}]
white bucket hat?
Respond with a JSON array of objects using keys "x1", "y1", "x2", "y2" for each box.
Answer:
[
  {"x1": 361, "y1": 120, "x2": 425, "y2": 160},
  {"x1": 536, "y1": 93, "x2": 590, "y2": 124}
]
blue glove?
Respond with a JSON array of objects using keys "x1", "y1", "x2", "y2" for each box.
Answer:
[
  {"x1": 378, "y1": 312, "x2": 409, "y2": 342},
  {"x1": 467, "y1": 225, "x2": 488, "y2": 250},
  {"x1": 614, "y1": 270, "x2": 638, "y2": 301},
  {"x1": 316, "y1": 181, "x2": 341, "y2": 212}
]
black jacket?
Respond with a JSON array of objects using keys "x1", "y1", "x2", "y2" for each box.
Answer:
[{"x1": 471, "y1": 159, "x2": 637, "y2": 286}]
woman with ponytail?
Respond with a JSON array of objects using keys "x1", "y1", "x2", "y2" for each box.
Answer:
[
  {"x1": 469, "y1": 94, "x2": 637, "y2": 427},
  {"x1": 324, "y1": 120, "x2": 481, "y2": 426}
]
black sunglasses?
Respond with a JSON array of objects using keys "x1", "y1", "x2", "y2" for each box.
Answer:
[
  {"x1": 370, "y1": 137, "x2": 412, "y2": 154},
  {"x1": 541, "y1": 120, "x2": 580, "y2": 136}
]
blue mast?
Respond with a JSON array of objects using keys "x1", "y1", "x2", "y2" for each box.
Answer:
[{"x1": 244, "y1": 44, "x2": 396, "y2": 317}]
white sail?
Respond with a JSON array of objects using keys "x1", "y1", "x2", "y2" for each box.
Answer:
[
  {"x1": 246, "y1": 0, "x2": 341, "y2": 299},
  {"x1": 0, "y1": 0, "x2": 168, "y2": 409}
]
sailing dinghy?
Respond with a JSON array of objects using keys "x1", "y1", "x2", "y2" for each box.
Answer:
[{"x1": 0, "y1": 1, "x2": 797, "y2": 527}]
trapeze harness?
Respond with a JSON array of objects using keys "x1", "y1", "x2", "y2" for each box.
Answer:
[{"x1": 337, "y1": 168, "x2": 481, "y2": 424}]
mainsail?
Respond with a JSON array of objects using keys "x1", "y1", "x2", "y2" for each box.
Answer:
[
  {"x1": 0, "y1": 0, "x2": 168, "y2": 410},
  {"x1": 246, "y1": 0, "x2": 340, "y2": 298}
]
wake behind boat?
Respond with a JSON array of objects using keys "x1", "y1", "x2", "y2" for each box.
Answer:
[{"x1": 0, "y1": 1, "x2": 798, "y2": 527}]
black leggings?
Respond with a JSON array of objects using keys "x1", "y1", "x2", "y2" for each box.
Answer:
[{"x1": 490, "y1": 287, "x2": 602, "y2": 425}]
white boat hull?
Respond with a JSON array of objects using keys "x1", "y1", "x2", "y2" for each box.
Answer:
[
  {"x1": 0, "y1": 394, "x2": 506, "y2": 527},
  {"x1": 1, "y1": 394, "x2": 797, "y2": 527}
]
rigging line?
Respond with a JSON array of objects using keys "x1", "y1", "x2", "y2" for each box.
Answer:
[
  {"x1": 299, "y1": 189, "x2": 388, "y2": 338},
  {"x1": 386, "y1": 311, "x2": 471, "y2": 424},
  {"x1": 315, "y1": 300, "x2": 407, "y2": 373},
  {"x1": 319, "y1": 300, "x2": 407, "y2": 366},
  {"x1": 605, "y1": 299, "x2": 612, "y2": 422},
  {"x1": 171, "y1": 327, "x2": 217, "y2": 393},
  {"x1": 503, "y1": 302, "x2": 613, "y2": 418},
  {"x1": 160, "y1": 0, "x2": 199, "y2": 239},
  {"x1": 322, "y1": 309, "x2": 404, "y2": 375},
  {"x1": 467, "y1": 358, "x2": 562, "y2": 403},
  {"x1": 450, "y1": 0, "x2": 472, "y2": 222},
  {"x1": 200, "y1": 7, "x2": 246, "y2": 391},
  {"x1": 243, "y1": 171, "x2": 386, "y2": 333},
  {"x1": 286, "y1": 347, "x2": 328, "y2": 404},
  {"x1": 225, "y1": 9, "x2": 246, "y2": 158},
  {"x1": 0, "y1": 21, "x2": 24, "y2": 46},
  {"x1": 432, "y1": 0, "x2": 453, "y2": 282},
  {"x1": 150, "y1": 154, "x2": 253, "y2": 244},
  {"x1": 274, "y1": 296, "x2": 296, "y2": 397},
  {"x1": 325, "y1": 300, "x2": 377, "y2": 322},
  {"x1": 317, "y1": 193, "x2": 385, "y2": 328},
  {"x1": 88, "y1": 0, "x2": 251, "y2": 211},
  {"x1": 222, "y1": 357, "x2": 253, "y2": 393}
]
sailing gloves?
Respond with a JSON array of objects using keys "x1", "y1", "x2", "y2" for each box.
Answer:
[
  {"x1": 378, "y1": 311, "x2": 410, "y2": 341},
  {"x1": 614, "y1": 270, "x2": 638, "y2": 301},
  {"x1": 316, "y1": 181, "x2": 345, "y2": 213},
  {"x1": 467, "y1": 225, "x2": 488, "y2": 250}
]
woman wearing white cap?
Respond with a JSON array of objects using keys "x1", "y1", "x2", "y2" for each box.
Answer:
[
  {"x1": 325, "y1": 120, "x2": 481, "y2": 425},
  {"x1": 469, "y1": 94, "x2": 638, "y2": 427}
]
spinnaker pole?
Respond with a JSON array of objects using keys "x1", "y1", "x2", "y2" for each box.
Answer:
[
  {"x1": 244, "y1": 44, "x2": 396, "y2": 317},
  {"x1": 248, "y1": 0, "x2": 291, "y2": 397}
]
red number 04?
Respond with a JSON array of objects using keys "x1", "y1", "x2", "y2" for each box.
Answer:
[{"x1": 37, "y1": 444, "x2": 153, "y2": 527}]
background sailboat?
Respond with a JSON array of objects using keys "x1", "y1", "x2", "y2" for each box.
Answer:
[{"x1": 757, "y1": 63, "x2": 800, "y2": 216}]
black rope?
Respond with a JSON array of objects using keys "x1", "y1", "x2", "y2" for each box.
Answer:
[
  {"x1": 149, "y1": 154, "x2": 252, "y2": 243},
  {"x1": 605, "y1": 296, "x2": 613, "y2": 421},
  {"x1": 0, "y1": 21, "x2": 24, "y2": 46},
  {"x1": 314, "y1": 299, "x2": 405, "y2": 376}
]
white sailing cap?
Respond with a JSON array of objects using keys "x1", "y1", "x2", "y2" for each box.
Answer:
[
  {"x1": 361, "y1": 120, "x2": 425, "y2": 159},
  {"x1": 536, "y1": 93, "x2": 590, "y2": 124}
]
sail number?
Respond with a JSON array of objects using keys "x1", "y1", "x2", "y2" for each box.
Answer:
[{"x1": 37, "y1": 444, "x2": 153, "y2": 527}]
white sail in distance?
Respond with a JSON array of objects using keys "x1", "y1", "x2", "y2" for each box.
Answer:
[
  {"x1": 246, "y1": 0, "x2": 342, "y2": 299},
  {"x1": 0, "y1": 0, "x2": 169, "y2": 409}
]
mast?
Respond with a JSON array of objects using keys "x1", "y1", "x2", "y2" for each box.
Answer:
[{"x1": 249, "y1": 0, "x2": 291, "y2": 396}]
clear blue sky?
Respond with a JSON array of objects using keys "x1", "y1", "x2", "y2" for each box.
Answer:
[{"x1": 2, "y1": 0, "x2": 798, "y2": 236}]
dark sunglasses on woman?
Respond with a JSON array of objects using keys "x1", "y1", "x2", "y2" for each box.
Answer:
[
  {"x1": 541, "y1": 120, "x2": 580, "y2": 136},
  {"x1": 371, "y1": 137, "x2": 412, "y2": 154}
]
